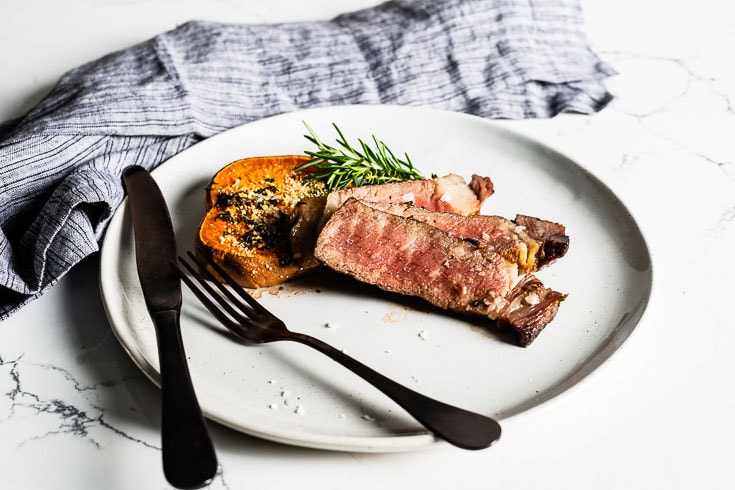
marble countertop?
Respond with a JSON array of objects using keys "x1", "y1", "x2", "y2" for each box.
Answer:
[{"x1": 1, "y1": 1, "x2": 733, "y2": 489}]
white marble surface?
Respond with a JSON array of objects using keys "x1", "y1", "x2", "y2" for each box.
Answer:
[{"x1": 1, "y1": 1, "x2": 734, "y2": 489}]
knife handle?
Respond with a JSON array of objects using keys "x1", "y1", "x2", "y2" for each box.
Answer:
[{"x1": 153, "y1": 309, "x2": 218, "y2": 489}]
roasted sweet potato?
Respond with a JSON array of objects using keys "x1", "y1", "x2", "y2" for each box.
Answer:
[{"x1": 195, "y1": 155, "x2": 327, "y2": 288}]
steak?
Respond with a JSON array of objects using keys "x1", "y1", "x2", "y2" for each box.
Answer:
[
  {"x1": 314, "y1": 198, "x2": 565, "y2": 346},
  {"x1": 362, "y1": 201, "x2": 569, "y2": 273},
  {"x1": 321, "y1": 174, "x2": 493, "y2": 225}
]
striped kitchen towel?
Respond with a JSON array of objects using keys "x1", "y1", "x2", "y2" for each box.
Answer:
[{"x1": 0, "y1": 0, "x2": 615, "y2": 319}]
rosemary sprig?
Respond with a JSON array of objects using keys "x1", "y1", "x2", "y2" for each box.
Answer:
[{"x1": 297, "y1": 121, "x2": 424, "y2": 190}]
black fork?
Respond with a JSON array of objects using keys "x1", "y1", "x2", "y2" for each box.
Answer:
[{"x1": 173, "y1": 251, "x2": 502, "y2": 450}]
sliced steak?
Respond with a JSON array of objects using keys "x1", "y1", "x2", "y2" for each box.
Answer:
[
  {"x1": 362, "y1": 201, "x2": 568, "y2": 273},
  {"x1": 314, "y1": 198, "x2": 565, "y2": 346},
  {"x1": 321, "y1": 174, "x2": 493, "y2": 225},
  {"x1": 291, "y1": 174, "x2": 496, "y2": 263}
]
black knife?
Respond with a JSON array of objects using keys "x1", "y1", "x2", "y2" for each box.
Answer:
[{"x1": 122, "y1": 165, "x2": 217, "y2": 489}]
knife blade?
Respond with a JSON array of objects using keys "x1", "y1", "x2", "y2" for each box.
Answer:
[{"x1": 122, "y1": 165, "x2": 217, "y2": 489}]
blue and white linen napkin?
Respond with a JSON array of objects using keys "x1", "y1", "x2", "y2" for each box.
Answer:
[{"x1": 0, "y1": 0, "x2": 615, "y2": 320}]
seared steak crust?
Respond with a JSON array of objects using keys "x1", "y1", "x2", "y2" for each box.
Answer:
[
  {"x1": 514, "y1": 214, "x2": 569, "y2": 269},
  {"x1": 314, "y1": 199, "x2": 565, "y2": 345},
  {"x1": 498, "y1": 275, "x2": 566, "y2": 346},
  {"x1": 470, "y1": 174, "x2": 495, "y2": 203}
]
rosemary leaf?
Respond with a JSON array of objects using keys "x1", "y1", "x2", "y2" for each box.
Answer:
[{"x1": 298, "y1": 121, "x2": 424, "y2": 190}]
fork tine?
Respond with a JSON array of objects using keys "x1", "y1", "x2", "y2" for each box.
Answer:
[
  {"x1": 173, "y1": 256, "x2": 251, "y2": 332},
  {"x1": 186, "y1": 251, "x2": 275, "y2": 320},
  {"x1": 182, "y1": 252, "x2": 259, "y2": 320}
]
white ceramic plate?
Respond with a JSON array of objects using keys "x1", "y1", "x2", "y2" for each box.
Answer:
[{"x1": 99, "y1": 105, "x2": 652, "y2": 452}]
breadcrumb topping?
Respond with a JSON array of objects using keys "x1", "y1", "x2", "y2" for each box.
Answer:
[{"x1": 213, "y1": 173, "x2": 326, "y2": 260}]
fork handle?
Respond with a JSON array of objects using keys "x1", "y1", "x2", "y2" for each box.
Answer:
[{"x1": 288, "y1": 331, "x2": 501, "y2": 450}]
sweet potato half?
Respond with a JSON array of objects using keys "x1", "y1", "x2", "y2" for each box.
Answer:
[{"x1": 195, "y1": 155, "x2": 327, "y2": 288}]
